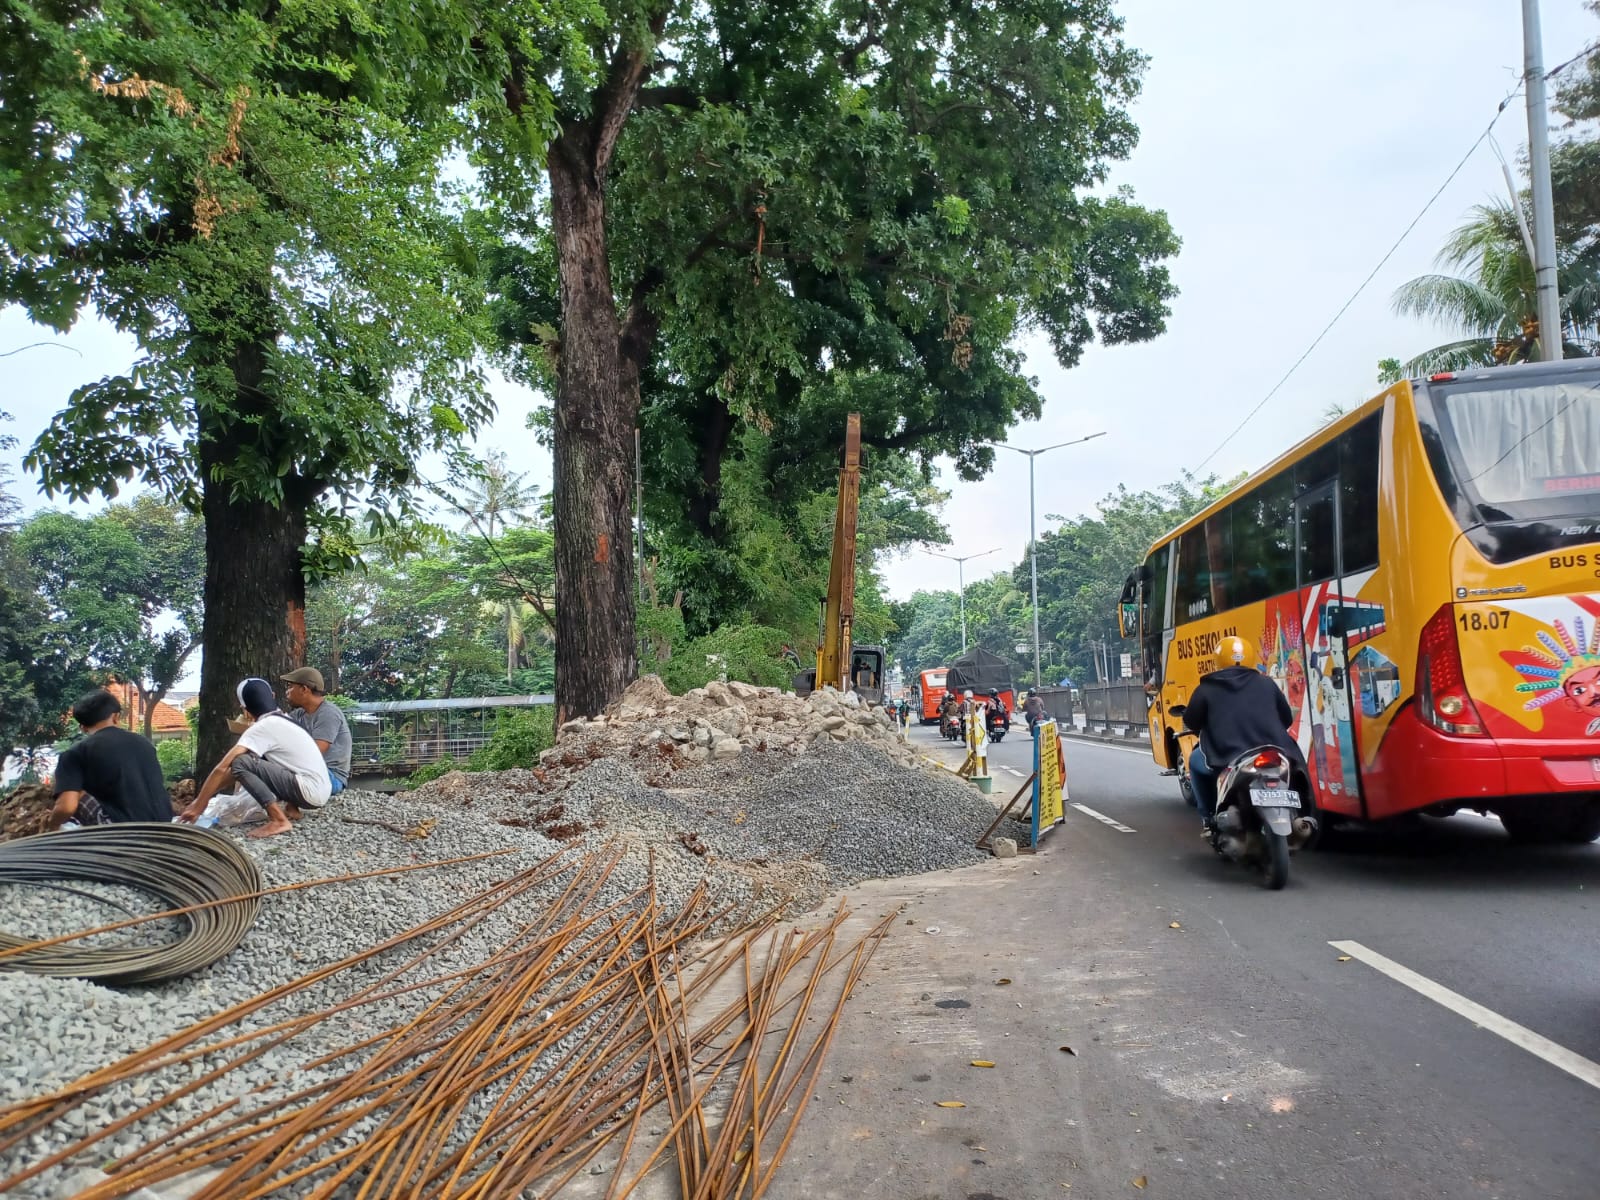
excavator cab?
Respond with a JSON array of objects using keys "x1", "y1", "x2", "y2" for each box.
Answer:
[{"x1": 793, "y1": 644, "x2": 885, "y2": 705}]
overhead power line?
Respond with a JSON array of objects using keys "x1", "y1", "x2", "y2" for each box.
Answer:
[{"x1": 1194, "y1": 86, "x2": 1527, "y2": 473}]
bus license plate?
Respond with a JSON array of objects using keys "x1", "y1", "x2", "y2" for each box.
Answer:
[{"x1": 1251, "y1": 787, "x2": 1300, "y2": 809}]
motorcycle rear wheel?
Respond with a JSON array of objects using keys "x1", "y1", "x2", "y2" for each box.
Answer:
[{"x1": 1261, "y1": 828, "x2": 1290, "y2": 890}]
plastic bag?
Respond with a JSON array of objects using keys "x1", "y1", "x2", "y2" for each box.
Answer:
[{"x1": 202, "y1": 790, "x2": 265, "y2": 827}]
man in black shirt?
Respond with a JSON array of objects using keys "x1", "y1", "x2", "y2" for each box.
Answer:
[
  {"x1": 49, "y1": 689, "x2": 173, "y2": 829},
  {"x1": 1184, "y1": 636, "x2": 1304, "y2": 829}
]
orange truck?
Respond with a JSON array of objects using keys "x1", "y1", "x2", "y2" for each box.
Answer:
[{"x1": 917, "y1": 669, "x2": 950, "y2": 723}]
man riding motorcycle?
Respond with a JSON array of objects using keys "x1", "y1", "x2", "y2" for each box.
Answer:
[
  {"x1": 984, "y1": 688, "x2": 1010, "y2": 739},
  {"x1": 938, "y1": 691, "x2": 961, "y2": 739},
  {"x1": 1022, "y1": 688, "x2": 1044, "y2": 733},
  {"x1": 1183, "y1": 635, "x2": 1304, "y2": 829}
]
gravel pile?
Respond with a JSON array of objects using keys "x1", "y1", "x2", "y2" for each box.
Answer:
[{"x1": 0, "y1": 678, "x2": 1024, "y2": 1196}]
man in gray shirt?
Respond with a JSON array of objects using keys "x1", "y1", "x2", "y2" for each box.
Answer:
[{"x1": 280, "y1": 668, "x2": 353, "y2": 796}]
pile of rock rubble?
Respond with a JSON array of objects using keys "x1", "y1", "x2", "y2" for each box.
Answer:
[{"x1": 552, "y1": 674, "x2": 923, "y2": 771}]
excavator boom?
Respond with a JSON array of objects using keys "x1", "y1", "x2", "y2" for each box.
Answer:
[{"x1": 794, "y1": 413, "x2": 884, "y2": 703}]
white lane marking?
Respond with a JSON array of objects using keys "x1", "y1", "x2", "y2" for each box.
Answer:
[
  {"x1": 1330, "y1": 940, "x2": 1600, "y2": 1092},
  {"x1": 1002, "y1": 767, "x2": 1027, "y2": 778},
  {"x1": 1060, "y1": 736, "x2": 1151, "y2": 757},
  {"x1": 1070, "y1": 802, "x2": 1136, "y2": 834}
]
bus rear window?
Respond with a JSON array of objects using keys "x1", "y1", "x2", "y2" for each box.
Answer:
[{"x1": 1434, "y1": 377, "x2": 1600, "y2": 510}]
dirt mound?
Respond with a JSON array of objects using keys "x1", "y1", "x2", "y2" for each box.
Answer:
[{"x1": 0, "y1": 784, "x2": 54, "y2": 842}]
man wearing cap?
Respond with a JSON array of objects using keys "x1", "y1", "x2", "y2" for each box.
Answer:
[
  {"x1": 48, "y1": 689, "x2": 173, "y2": 829},
  {"x1": 178, "y1": 678, "x2": 331, "y2": 838},
  {"x1": 281, "y1": 667, "x2": 352, "y2": 797}
]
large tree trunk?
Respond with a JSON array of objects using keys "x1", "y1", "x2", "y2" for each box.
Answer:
[
  {"x1": 194, "y1": 478, "x2": 310, "y2": 775},
  {"x1": 548, "y1": 143, "x2": 640, "y2": 722},
  {"x1": 193, "y1": 334, "x2": 313, "y2": 775}
]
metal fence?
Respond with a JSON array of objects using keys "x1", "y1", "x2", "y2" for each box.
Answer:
[
  {"x1": 346, "y1": 695, "x2": 554, "y2": 774},
  {"x1": 1031, "y1": 686, "x2": 1076, "y2": 726},
  {"x1": 1077, "y1": 682, "x2": 1148, "y2": 733}
]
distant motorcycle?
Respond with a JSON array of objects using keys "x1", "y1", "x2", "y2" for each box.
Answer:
[
  {"x1": 940, "y1": 711, "x2": 963, "y2": 741},
  {"x1": 985, "y1": 705, "x2": 1010, "y2": 744}
]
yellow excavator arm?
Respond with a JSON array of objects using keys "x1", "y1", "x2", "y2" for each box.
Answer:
[
  {"x1": 794, "y1": 413, "x2": 885, "y2": 703},
  {"x1": 815, "y1": 413, "x2": 862, "y2": 692}
]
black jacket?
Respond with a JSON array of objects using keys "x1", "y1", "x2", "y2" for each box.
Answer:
[{"x1": 1183, "y1": 667, "x2": 1304, "y2": 768}]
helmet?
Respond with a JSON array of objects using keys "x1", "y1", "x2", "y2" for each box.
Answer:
[
  {"x1": 1026, "y1": 688, "x2": 1037, "y2": 698},
  {"x1": 1212, "y1": 634, "x2": 1258, "y2": 672},
  {"x1": 963, "y1": 690, "x2": 974, "y2": 699},
  {"x1": 988, "y1": 688, "x2": 999, "y2": 698}
]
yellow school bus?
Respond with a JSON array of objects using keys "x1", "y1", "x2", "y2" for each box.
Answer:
[{"x1": 1118, "y1": 359, "x2": 1600, "y2": 842}]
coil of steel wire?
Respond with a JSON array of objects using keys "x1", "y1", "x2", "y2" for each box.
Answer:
[{"x1": 0, "y1": 823, "x2": 263, "y2": 986}]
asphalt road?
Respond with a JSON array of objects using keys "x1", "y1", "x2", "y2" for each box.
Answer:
[{"x1": 765, "y1": 722, "x2": 1600, "y2": 1200}]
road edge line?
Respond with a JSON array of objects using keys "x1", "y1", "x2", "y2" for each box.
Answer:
[{"x1": 1329, "y1": 939, "x2": 1600, "y2": 1092}]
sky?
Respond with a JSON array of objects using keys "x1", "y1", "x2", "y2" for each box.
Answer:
[{"x1": 3, "y1": 0, "x2": 1597, "y2": 611}]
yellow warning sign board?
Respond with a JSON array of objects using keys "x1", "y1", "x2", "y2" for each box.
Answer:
[{"x1": 1032, "y1": 720, "x2": 1065, "y2": 844}]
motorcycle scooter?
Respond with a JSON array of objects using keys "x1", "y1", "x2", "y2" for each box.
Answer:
[
  {"x1": 1170, "y1": 707, "x2": 1318, "y2": 890},
  {"x1": 985, "y1": 706, "x2": 1010, "y2": 744}
]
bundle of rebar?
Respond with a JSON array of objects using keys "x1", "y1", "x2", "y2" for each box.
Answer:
[
  {"x1": 0, "y1": 841, "x2": 888, "y2": 1199},
  {"x1": 0, "y1": 823, "x2": 264, "y2": 985}
]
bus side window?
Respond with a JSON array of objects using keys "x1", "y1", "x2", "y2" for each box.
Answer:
[
  {"x1": 1229, "y1": 474, "x2": 1295, "y2": 604},
  {"x1": 1204, "y1": 511, "x2": 1232, "y2": 612},
  {"x1": 1174, "y1": 532, "x2": 1211, "y2": 620},
  {"x1": 1143, "y1": 544, "x2": 1172, "y2": 682},
  {"x1": 1339, "y1": 412, "x2": 1382, "y2": 573}
]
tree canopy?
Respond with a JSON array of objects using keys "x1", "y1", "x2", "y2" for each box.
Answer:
[
  {"x1": 889, "y1": 473, "x2": 1237, "y2": 688},
  {"x1": 2, "y1": 0, "x2": 495, "y2": 769},
  {"x1": 476, "y1": 0, "x2": 1179, "y2": 717},
  {"x1": 14, "y1": 498, "x2": 203, "y2": 736}
]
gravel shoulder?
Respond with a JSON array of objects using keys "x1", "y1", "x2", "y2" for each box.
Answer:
[{"x1": 0, "y1": 680, "x2": 1028, "y2": 1198}]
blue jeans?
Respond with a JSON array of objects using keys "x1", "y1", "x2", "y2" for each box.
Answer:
[{"x1": 1189, "y1": 746, "x2": 1218, "y2": 822}]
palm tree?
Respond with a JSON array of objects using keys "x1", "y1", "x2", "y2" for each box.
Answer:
[
  {"x1": 459, "y1": 450, "x2": 540, "y2": 538},
  {"x1": 1391, "y1": 199, "x2": 1600, "y2": 374},
  {"x1": 455, "y1": 451, "x2": 543, "y2": 682}
]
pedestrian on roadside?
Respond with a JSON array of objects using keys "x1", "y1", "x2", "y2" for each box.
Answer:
[
  {"x1": 48, "y1": 689, "x2": 173, "y2": 829},
  {"x1": 280, "y1": 667, "x2": 352, "y2": 796},
  {"x1": 178, "y1": 678, "x2": 331, "y2": 839}
]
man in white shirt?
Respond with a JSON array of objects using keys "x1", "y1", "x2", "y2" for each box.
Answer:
[{"x1": 178, "y1": 678, "x2": 333, "y2": 839}]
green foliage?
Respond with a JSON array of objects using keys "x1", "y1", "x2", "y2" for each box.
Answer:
[
  {"x1": 475, "y1": 0, "x2": 1180, "y2": 711},
  {"x1": 662, "y1": 625, "x2": 797, "y2": 693},
  {"x1": 889, "y1": 473, "x2": 1238, "y2": 688},
  {"x1": 304, "y1": 511, "x2": 556, "y2": 702},
  {"x1": 406, "y1": 757, "x2": 464, "y2": 788},
  {"x1": 1390, "y1": 199, "x2": 1600, "y2": 371},
  {"x1": 13, "y1": 499, "x2": 204, "y2": 733},
  {"x1": 1, "y1": 468, "x2": 93, "y2": 751},
  {"x1": 155, "y1": 737, "x2": 194, "y2": 782},
  {"x1": 6, "y1": 2, "x2": 494, "y2": 516},
  {"x1": 1553, "y1": 4, "x2": 1600, "y2": 256},
  {"x1": 467, "y1": 709, "x2": 555, "y2": 772}
]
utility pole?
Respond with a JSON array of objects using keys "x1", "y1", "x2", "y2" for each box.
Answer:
[
  {"x1": 991, "y1": 432, "x2": 1107, "y2": 693},
  {"x1": 1523, "y1": 0, "x2": 1563, "y2": 362},
  {"x1": 923, "y1": 547, "x2": 999, "y2": 652}
]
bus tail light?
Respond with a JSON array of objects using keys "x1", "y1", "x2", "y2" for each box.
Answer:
[{"x1": 1416, "y1": 604, "x2": 1486, "y2": 737}]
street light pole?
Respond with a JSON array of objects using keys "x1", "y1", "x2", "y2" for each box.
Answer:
[
  {"x1": 922, "y1": 547, "x2": 1000, "y2": 652},
  {"x1": 991, "y1": 432, "x2": 1107, "y2": 688},
  {"x1": 1522, "y1": 0, "x2": 1563, "y2": 362}
]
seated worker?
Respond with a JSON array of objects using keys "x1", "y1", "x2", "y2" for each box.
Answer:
[
  {"x1": 280, "y1": 667, "x2": 352, "y2": 796},
  {"x1": 178, "y1": 678, "x2": 331, "y2": 838},
  {"x1": 48, "y1": 689, "x2": 173, "y2": 829}
]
